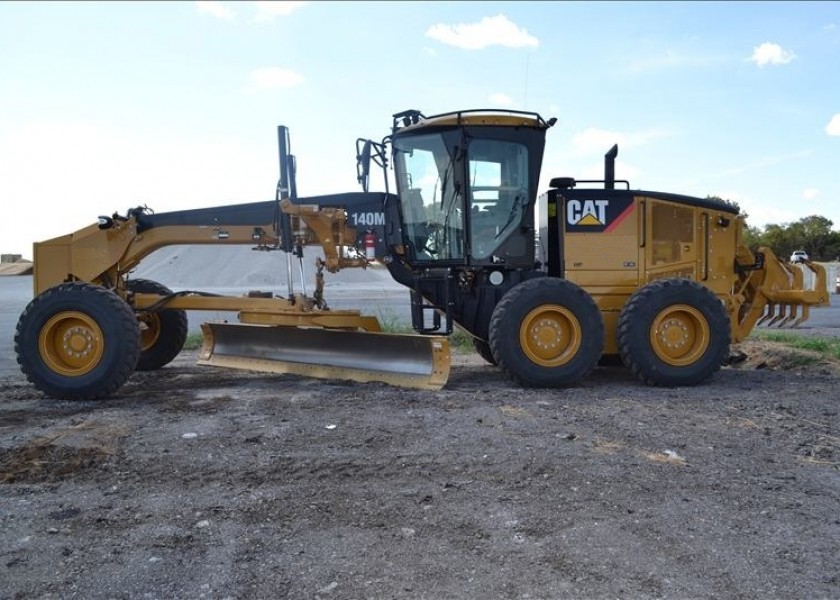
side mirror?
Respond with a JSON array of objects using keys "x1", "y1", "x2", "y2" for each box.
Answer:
[{"x1": 356, "y1": 139, "x2": 373, "y2": 192}]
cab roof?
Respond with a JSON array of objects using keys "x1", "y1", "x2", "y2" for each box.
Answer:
[{"x1": 392, "y1": 109, "x2": 554, "y2": 134}]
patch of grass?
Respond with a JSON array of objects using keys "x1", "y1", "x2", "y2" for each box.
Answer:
[
  {"x1": 449, "y1": 329, "x2": 474, "y2": 353},
  {"x1": 184, "y1": 333, "x2": 204, "y2": 351},
  {"x1": 750, "y1": 330, "x2": 840, "y2": 361},
  {"x1": 375, "y1": 310, "x2": 414, "y2": 335},
  {"x1": 788, "y1": 355, "x2": 822, "y2": 367},
  {"x1": 376, "y1": 310, "x2": 474, "y2": 353}
]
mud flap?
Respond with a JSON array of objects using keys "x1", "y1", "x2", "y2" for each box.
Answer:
[{"x1": 197, "y1": 323, "x2": 450, "y2": 390}]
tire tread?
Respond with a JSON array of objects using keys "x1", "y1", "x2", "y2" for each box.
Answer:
[
  {"x1": 127, "y1": 279, "x2": 188, "y2": 371},
  {"x1": 489, "y1": 278, "x2": 603, "y2": 388},
  {"x1": 15, "y1": 282, "x2": 140, "y2": 400},
  {"x1": 617, "y1": 278, "x2": 730, "y2": 386}
]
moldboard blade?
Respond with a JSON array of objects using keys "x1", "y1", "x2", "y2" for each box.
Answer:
[{"x1": 197, "y1": 322, "x2": 450, "y2": 390}]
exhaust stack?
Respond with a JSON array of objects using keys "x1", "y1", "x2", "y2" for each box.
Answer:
[{"x1": 605, "y1": 144, "x2": 618, "y2": 190}]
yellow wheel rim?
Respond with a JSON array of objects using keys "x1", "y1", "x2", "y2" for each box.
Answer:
[
  {"x1": 519, "y1": 304, "x2": 581, "y2": 367},
  {"x1": 137, "y1": 312, "x2": 161, "y2": 352},
  {"x1": 38, "y1": 311, "x2": 105, "y2": 376},
  {"x1": 650, "y1": 304, "x2": 710, "y2": 366}
]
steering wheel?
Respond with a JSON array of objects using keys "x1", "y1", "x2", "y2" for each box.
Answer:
[{"x1": 414, "y1": 221, "x2": 441, "y2": 256}]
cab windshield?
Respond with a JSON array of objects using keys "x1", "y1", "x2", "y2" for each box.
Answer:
[
  {"x1": 393, "y1": 131, "x2": 530, "y2": 262},
  {"x1": 392, "y1": 132, "x2": 465, "y2": 261}
]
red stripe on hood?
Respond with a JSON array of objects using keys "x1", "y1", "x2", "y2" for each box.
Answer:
[{"x1": 604, "y1": 203, "x2": 635, "y2": 233}]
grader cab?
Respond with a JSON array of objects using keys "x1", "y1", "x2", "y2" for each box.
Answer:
[{"x1": 15, "y1": 109, "x2": 829, "y2": 400}]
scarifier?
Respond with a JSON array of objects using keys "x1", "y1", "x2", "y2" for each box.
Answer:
[{"x1": 15, "y1": 109, "x2": 829, "y2": 400}]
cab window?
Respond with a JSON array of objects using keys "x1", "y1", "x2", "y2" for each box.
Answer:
[{"x1": 468, "y1": 139, "x2": 529, "y2": 259}]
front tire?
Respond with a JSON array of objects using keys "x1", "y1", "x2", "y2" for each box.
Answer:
[
  {"x1": 489, "y1": 278, "x2": 604, "y2": 387},
  {"x1": 15, "y1": 282, "x2": 141, "y2": 400},
  {"x1": 127, "y1": 279, "x2": 188, "y2": 371},
  {"x1": 617, "y1": 278, "x2": 730, "y2": 386}
]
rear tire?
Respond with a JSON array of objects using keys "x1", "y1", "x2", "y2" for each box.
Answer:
[
  {"x1": 15, "y1": 282, "x2": 141, "y2": 400},
  {"x1": 617, "y1": 278, "x2": 730, "y2": 386},
  {"x1": 489, "y1": 278, "x2": 604, "y2": 387},
  {"x1": 127, "y1": 279, "x2": 188, "y2": 371}
]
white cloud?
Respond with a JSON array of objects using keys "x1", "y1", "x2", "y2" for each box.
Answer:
[
  {"x1": 425, "y1": 14, "x2": 538, "y2": 50},
  {"x1": 712, "y1": 149, "x2": 812, "y2": 178},
  {"x1": 195, "y1": 1, "x2": 235, "y2": 20},
  {"x1": 749, "y1": 42, "x2": 796, "y2": 67},
  {"x1": 826, "y1": 113, "x2": 840, "y2": 136},
  {"x1": 733, "y1": 195, "x2": 800, "y2": 228},
  {"x1": 577, "y1": 159, "x2": 638, "y2": 182},
  {"x1": 802, "y1": 188, "x2": 820, "y2": 200},
  {"x1": 571, "y1": 127, "x2": 672, "y2": 154},
  {"x1": 488, "y1": 93, "x2": 514, "y2": 107},
  {"x1": 0, "y1": 123, "x2": 277, "y2": 259},
  {"x1": 252, "y1": 1, "x2": 306, "y2": 22},
  {"x1": 625, "y1": 50, "x2": 723, "y2": 74},
  {"x1": 246, "y1": 67, "x2": 304, "y2": 92},
  {"x1": 572, "y1": 128, "x2": 622, "y2": 153},
  {"x1": 195, "y1": 1, "x2": 306, "y2": 23}
]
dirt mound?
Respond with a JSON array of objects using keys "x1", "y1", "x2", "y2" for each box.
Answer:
[
  {"x1": 0, "y1": 261, "x2": 33, "y2": 276},
  {"x1": 0, "y1": 420, "x2": 127, "y2": 483},
  {"x1": 732, "y1": 339, "x2": 840, "y2": 374}
]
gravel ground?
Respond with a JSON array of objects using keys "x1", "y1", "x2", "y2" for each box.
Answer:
[{"x1": 1, "y1": 339, "x2": 839, "y2": 600}]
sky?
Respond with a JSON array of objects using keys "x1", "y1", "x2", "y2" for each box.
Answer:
[{"x1": 1, "y1": 0, "x2": 839, "y2": 259}]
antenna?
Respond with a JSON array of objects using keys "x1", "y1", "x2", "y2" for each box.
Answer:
[{"x1": 523, "y1": 52, "x2": 530, "y2": 109}]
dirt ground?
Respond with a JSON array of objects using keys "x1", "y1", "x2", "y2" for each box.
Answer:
[{"x1": 1, "y1": 340, "x2": 839, "y2": 600}]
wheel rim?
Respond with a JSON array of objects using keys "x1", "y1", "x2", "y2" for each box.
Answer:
[
  {"x1": 519, "y1": 304, "x2": 582, "y2": 367},
  {"x1": 38, "y1": 311, "x2": 105, "y2": 376},
  {"x1": 649, "y1": 303, "x2": 710, "y2": 366},
  {"x1": 137, "y1": 313, "x2": 162, "y2": 352}
]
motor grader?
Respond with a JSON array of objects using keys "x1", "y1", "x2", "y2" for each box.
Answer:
[{"x1": 15, "y1": 109, "x2": 829, "y2": 400}]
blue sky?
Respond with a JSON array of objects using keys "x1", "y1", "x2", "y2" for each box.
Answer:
[{"x1": 2, "y1": 1, "x2": 839, "y2": 259}]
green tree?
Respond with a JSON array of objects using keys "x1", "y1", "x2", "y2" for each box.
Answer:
[
  {"x1": 798, "y1": 215, "x2": 834, "y2": 260},
  {"x1": 760, "y1": 223, "x2": 794, "y2": 257},
  {"x1": 704, "y1": 195, "x2": 840, "y2": 261},
  {"x1": 741, "y1": 223, "x2": 762, "y2": 250}
]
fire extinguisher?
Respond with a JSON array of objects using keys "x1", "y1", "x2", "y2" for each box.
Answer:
[{"x1": 364, "y1": 230, "x2": 376, "y2": 261}]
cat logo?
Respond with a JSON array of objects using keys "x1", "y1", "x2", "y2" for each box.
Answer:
[
  {"x1": 567, "y1": 200, "x2": 609, "y2": 227},
  {"x1": 564, "y1": 196, "x2": 635, "y2": 233}
]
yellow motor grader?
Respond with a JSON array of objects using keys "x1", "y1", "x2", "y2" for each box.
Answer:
[{"x1": 15, "y1": 110, "x2": 829, "y2": 399}]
